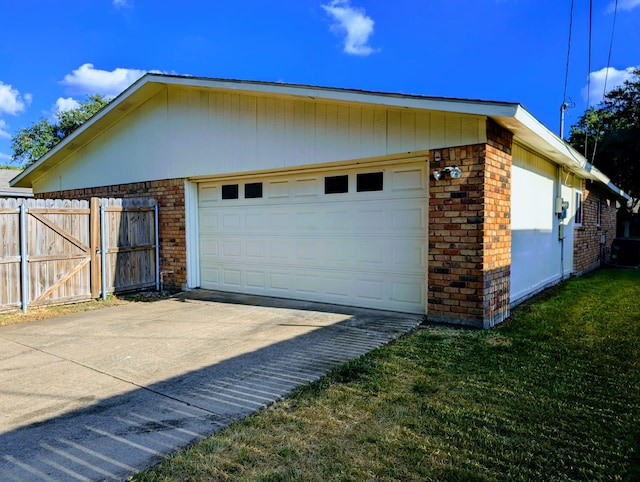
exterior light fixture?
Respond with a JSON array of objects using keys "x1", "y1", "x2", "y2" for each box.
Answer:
[{"x1": 432, "y1": 166, "x2": 462, "y2": 181}]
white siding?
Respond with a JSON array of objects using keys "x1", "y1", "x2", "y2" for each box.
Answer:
[
  {"x1": 33, "y1": 86, "x2": 486, "y2": 193},
  {"x1": 510, "y1": 143, "x2": 576, "y2": 305}
]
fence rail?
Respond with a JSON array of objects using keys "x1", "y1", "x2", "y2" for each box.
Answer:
[{"x1": 0, "y1": 197, "x2": 158, "y2": 313}]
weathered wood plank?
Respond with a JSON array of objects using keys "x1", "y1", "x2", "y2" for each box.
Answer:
[
  {"x1": 33, "y1": 258, "x2": 90, "y2": 303},
  {"x1": 1, "y1": 196, "x2": 156, "y2": 312},
  {"x1": 28, "y1": 212, "x2": 90, "y2": 253}
]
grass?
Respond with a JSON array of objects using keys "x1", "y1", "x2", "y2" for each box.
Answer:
[{"x1": 132, "y1": 268, "x2": 640, "y2": 481}]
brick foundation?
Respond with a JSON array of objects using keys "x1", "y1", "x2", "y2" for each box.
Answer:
[
  {"x1": 428, "y1": 119, "x2": 512, "y2": 328},
  {"x1": 40, "y1": 179, "x2": 188, "y2": 289}
]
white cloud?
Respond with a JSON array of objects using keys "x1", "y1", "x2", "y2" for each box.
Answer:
[
  {"x1": 0, "y1": 119, "x2": 11, "y2": 139},
  {"x1": 54, "y1": 97, "x2": 81, "y2": 114},
  {"x1": 113, "y1": 0, "x2": 132, "y2": 9},
  {"x1": 0, "y1": 82, "x2": 31, "y2": 116},
  {"x1": 607, "y1": 0, "x2": 640, "y2": 12},
  {"x1": 322, "y1": 0, "x2": 378, "y2": 56},
  {"x1": 60, "y1": 63, "x2": 147, "y2": 97},
  {"x1": 582, "y1": 66, "x2": 638, "y2": 105},
  {"x1": 0, "y1": 151, "x2": 11, "y2": 161}
]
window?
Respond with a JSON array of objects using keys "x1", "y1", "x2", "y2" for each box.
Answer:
[
  {"x1": 324, "y1": 175, "x2": 348, "y2": 194},
  {"x1": 357, "y1": 172, "x2": 384, "y2": 192},
  {"x1": 596, "y1": 198, "x2": 602, "y2": 228},
  {"x1": 245, "y1": 182, "x2": 263, "y2": 199},
  {"x1": 222, "y1": 184, "x2": 239, "y2": 200},
  {"x1": 575, "y1": 191, "x2": 583, "y2": 226}
]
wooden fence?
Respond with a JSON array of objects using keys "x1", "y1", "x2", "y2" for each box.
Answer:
[{"x1": 0, "y1": 197, "x2": 158, "y2": 313}]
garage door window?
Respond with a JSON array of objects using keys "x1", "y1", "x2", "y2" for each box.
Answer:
[
  {"x1": 357, "y1": 172, "x2": 383, "y2": 192},
  {"x1": 245, "y1": 182, "x2": 263, "y2": 199},
  {"x1": 222, "y1": 184, "x2": 239, "y2": 199},
  {"x1": 325, "y1": 175, "x2": 349, "y2": 194}
]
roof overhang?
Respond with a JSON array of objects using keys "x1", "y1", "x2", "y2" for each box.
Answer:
[{"x1": 10, "y1": 73, "x2": 631, "y2": 202}]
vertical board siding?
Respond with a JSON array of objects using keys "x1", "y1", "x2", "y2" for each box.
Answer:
[
  {"x1": 35, "y1": 86, "x2": 485, "y2": 193},
  {"x1": 0, "y1": 197, "x2": 157, "y2": 312}
]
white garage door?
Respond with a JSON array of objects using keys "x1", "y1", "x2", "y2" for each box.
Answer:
[{"x1": 198, "y1": 162, "x2": 428, "y2": 313}]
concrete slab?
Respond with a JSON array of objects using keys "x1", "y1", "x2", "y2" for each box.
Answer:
[{"x1": 0, "y1": 291, "x2": 422, "y2": 481}]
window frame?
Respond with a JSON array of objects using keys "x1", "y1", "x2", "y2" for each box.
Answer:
[
  {"x1": 324, "y1": 175, "x2": 349, "y2": 194},
  {"x1": 244, "y1": 182, "x2": 263, "y2": 199},
  {"x1": 221, "y1": 184, "x2": 239, "y2": 200},
  {"x1": 574, "y1": 190, "x2": 583, "y2": 227},
  {"x1": 356, "y1": 172, "x2": 384, "y2": 192}
]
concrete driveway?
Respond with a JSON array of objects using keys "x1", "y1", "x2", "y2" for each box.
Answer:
[{"x1": 0, "y1": 291, "x2": 422, "y2": 481}]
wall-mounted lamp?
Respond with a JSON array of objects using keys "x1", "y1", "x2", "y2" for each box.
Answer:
[{"x1": 432, "y1": 166, "x2": 462, "y2": 181}]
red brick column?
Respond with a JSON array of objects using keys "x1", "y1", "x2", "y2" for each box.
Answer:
[
  {"x1": 428, "y1": 120, "x2": 512, "y2": 328},
  {"x1": 38, "y1": 179, "x2": 187, "y2": 289}
]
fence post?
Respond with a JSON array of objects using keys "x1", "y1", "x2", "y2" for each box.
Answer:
[
  {"x1": 100, "y1": 201, "x2": 107, "y2": 301},
  {"x1": 154, "y1": 203, "x2": 160, "y2": 291},
  {"x1": 90, "y1": 198, "x2": 101, "y2": 298},
  {"x1": 19, "y1": 203, "x2": 28, "y2": 313}
]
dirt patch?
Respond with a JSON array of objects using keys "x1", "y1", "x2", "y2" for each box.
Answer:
[{"x1": 0, "y1": 290, "x2": 177, "y2": 328}]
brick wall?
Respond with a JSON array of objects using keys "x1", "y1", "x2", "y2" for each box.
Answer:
[
  {"x1": 39, "y1": 179, "x2": 188, "y2": 288},
  {"x1": 573, "y1": 181, "x2": 618, "y2": 274},
  {"x1": 428, "y1": 119, "x2": 512, "y2": 328}
]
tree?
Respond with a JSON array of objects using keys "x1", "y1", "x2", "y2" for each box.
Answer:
[
  {"x1": 11, "y1": 94, "x2": 110, "y2": 167},
  {"x1": 569, "y1": 68, "x2": 640, "y2": 208}
]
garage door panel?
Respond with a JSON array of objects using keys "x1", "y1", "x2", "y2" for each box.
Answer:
[
  {"x1": 269, "y1": 272, "x2": 291, "y2": 291},
  {"x1": 199, "y1": 162, "x2": 428, "y2": 313},
  {"x1": 392, "y1": 244, "x2": 423, "y2": 268},
  {"x1": 392, "y1": 167, "x2": 425, "y2": 191},
  {"x1": 200, "y1": 238, "x2": 219, "y2": 256},
  {"x1": 245, "y1": 213, "x2": 265, "y2": 229},
  {"x1": 294, "y1": 178, "x2": 318, "y2": 197},
  {"x1": 268, "y1": 180, "x2": 289, "y2": 199},
  {"x1": 202, "y1": 267, "x2": 219, "y2": 284},
  {"x1": 246, "y1": 240, "x2": 265, "y2": 258},
  {"x1": 246, "y1": 270, "x2": 265, "y2": 288}
]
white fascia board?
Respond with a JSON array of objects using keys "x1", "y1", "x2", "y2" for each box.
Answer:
[{"x1": 511, "y1": 105, "x2": 595, "y2": 175}]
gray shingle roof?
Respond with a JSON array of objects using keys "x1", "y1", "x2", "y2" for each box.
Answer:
[{"x1": 0, "y1": 169, "x2": 33, "y2": 197}]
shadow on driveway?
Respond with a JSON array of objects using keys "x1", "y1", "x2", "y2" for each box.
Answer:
[{"x1": 0, "y1": 291, "x2": 422, "y2": 481}]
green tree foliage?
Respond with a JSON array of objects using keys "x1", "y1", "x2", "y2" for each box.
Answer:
[
  {"x1": 569, "y1": 68, "x2": 640, "y2": 207},
  {"x1": 11, "y1": 94, "x2": 110, "y2": 167}
]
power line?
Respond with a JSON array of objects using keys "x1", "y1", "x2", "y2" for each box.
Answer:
[
  {"x1": 592, "y1": 0, "x2": 619, "y2": 165},
  {"x1": 560, "y1": 0, "x2": 575, "y2": 139},
  {"x1": 585, "y1": 0, "x2": 593, "y2": 157},
  {"x1": 562, "y1": 0, "x2": 575, "y2": 105}
]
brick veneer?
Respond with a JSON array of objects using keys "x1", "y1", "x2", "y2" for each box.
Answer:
[
  {"x1": 40, "y1": 179, "x2": 188, "y2": 289},
  {"x1": 573, "y1": 181, "x2": 617, "y2": 274},
  {"x1": 428, "y1": 119, "x2": 513, "y2": 328}
]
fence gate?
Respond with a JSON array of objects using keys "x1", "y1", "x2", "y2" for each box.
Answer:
[{"x1": 0, "y1": 197, "x2": 158, "y2": 313}]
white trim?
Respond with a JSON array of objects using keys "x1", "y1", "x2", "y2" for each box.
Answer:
[
  {"x1": 187, "y1": 152, "x2": 430, "y2": 184},
  {"x1": 184, "y1": 180, "x2": 200, "y2": 288}
]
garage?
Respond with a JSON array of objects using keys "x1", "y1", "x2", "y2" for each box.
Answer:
[{"x1": 198, "y1": 160, "x2": 428, "y2": 313}]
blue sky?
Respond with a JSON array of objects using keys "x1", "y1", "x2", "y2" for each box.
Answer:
[{"x1": 1, "y1": 0, "x2": 638, "y2": 164}]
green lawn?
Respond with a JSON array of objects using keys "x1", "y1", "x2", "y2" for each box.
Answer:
[{"x1": 133, "y1": 268, "x2": 640, "y2": 481}]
